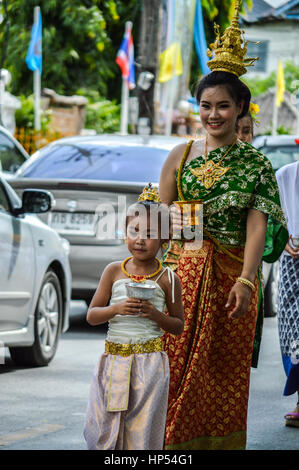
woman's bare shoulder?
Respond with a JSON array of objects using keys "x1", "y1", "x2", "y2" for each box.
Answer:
[{"x1": 163, "y1": 141, "x2": 189, "y2": 170}]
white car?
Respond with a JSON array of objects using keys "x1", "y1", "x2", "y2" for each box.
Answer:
[
  {"x1": 0, "y1": 125, "x2": 29, "y2": 178},
  {"x1": 0, "y1": 176, "x2": 71, "y2": 366}
]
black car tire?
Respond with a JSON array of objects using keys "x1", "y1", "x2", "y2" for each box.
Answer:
[
  {"x1": 264, "y1": 262, "x2": 279, "y2": 318},
  {"x1": 9, "y1": 270, "x2": 63, "y2": 367}
]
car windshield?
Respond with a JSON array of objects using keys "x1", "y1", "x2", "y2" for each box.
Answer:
[
  {"x1": 261, "y1": 145, "x2": 299, "y2": 170},
  {"x1": 18, "y1": 144, "x2": 170, "y2": 182}
]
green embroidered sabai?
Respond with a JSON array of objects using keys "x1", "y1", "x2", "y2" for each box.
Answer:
[
  {"x1": 177, "y1": 140, "x2": 287, "y2": 247},
  {"x1": 164, "y1": 140, "x2": 289, "y2": 369}
]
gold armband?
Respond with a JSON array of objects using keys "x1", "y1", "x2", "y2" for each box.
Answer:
[{"x1": 236, "y1": 277, "x2": 255, "y2": 291}]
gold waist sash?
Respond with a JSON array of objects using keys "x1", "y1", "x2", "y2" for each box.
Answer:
[{"x1": 105, "y1": 337, "x2": 164, "y2": 357}]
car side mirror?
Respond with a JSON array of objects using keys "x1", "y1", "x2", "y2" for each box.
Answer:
[{"x1": 19, "y1": 189, "x2": 55, "y2": 214}]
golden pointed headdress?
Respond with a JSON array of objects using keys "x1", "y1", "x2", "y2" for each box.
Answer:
[
  {"x1": 207, "y1": 0, "x2": 258, "y2": 77},
  {"x1": 138, "y1": 183, "x2": 161, "y2": 203}
]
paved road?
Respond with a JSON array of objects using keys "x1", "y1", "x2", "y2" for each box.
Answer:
[{"x1": 0, "y1": 302, "x2": 298, "y2": 450}]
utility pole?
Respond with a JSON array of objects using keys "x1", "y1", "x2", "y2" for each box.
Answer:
[{"x1": 137, "y1": 0, "x2": 162, "y2": 135}]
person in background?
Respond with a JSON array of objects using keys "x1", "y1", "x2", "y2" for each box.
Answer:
[
  {"x1": 236, "y1": 112, "x2": 254, "y2": 143},
  {"x1": 236, "y1": 102, "x2": 259, "y2": 144},
  {"x1": 276, "y1": 161, "x2": 299, "y2": 428}
]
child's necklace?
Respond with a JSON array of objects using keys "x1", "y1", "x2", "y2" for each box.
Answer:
[{"x1": 121, "y1": 256, "x2": 162, "y2": 283}]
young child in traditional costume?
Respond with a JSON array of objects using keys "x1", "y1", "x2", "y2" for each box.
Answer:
[{"x1": 83, "y1": 185, "x2": 184, "y2": 450}]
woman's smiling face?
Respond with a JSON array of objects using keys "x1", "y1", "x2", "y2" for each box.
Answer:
[{"x1": 199, "y1": 85, "x2": 243, "y2": 140}]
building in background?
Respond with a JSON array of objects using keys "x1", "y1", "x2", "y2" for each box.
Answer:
[{"x1": 240, "y1": 0, "x2": 299, "y2": 77}]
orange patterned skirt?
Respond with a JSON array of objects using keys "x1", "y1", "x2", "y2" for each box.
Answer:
[{"x1": 163, "y1": 239, "x2": 259, "y2": 450}]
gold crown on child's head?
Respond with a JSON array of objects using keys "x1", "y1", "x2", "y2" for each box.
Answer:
[
  {"x1": 138, "y1": 183, "x2": 161, "y2": 203},
  {"x1": 206, "y1": 0, "x2": 259, "y2": 77}
]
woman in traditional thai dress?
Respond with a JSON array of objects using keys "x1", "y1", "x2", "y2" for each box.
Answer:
[
  {"x1": 276, "y1": 161, "x2": 299, "y2": 427},
  {"x1": 158, "y1": 2, "x2": 288, "y2": 450}
]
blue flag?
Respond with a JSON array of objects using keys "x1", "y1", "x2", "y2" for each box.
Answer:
[
  {"x1": 194, "y1": 0, "x2": 210, "y2": 75},
  {"x1": 26, "y1": 11, "x2": 42, "y2": 74}
]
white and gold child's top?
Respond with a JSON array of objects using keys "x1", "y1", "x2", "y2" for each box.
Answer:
[
  {"x1": 103, "y1": 268, "x2": 175, "y2": 412},
  {"x1": 107, "y1": 268, "x2": 175, "y2": 345}
]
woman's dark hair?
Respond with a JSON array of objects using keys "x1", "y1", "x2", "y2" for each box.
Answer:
[{"x1": 195, "y1": 71, "x2": 251, "y2": 119}]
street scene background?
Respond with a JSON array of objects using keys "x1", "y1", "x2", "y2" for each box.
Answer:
[
  {"x1": 0, "y1": 303, "x2": 298, "y2": 451},
  {"x1": 0, "y1": 0, "x2": 299, "y2": 453}
]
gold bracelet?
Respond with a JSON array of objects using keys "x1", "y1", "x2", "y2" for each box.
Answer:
[{"x1": 236, "y1": 277, "x2": 255, "y2": 291}]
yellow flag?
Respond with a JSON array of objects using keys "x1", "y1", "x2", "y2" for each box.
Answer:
[
  {"x1": 158, "y1": 42, "x2": 183, "y2": 83},
  {"x1": 276, "y1": 59, "x2": 285, "y2": 108}
]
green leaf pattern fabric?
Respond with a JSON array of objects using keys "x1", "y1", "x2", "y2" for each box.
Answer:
[{"x1": 178, "y1": 141, "x2": 287, "y2": 246}]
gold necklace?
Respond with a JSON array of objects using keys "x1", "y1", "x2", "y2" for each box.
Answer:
[
  {"x1": 189, "y1": 137, "x2": 237, "y2": 190},
  {"x1": 121, "y1": 256, "x2": 162, "y2": 283}
]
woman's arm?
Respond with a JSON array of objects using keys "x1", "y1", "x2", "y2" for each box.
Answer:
[
  {"x1": 86, "y1": 263, "x2": 141, "y2": 325},
  {"x1": 159, "y1": 143, "x2": 187, "y2": 205},
  {"x1": 139, "y1": 273, "x2": 184, "y2": 335},
  {"x1": 226, "y1": 208, "x2": 267, "y2": 319},
  {"x1": 241, "y1": 208, "x2": 268, "y2": 283}
]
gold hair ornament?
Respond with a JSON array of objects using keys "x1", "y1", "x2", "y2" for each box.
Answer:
[
  {"x1": 138, "y1": 183, "x2": 161, "y2": 203},
  {"x1": 207, "y1": 0, "x2": 258, "y2": 77}
]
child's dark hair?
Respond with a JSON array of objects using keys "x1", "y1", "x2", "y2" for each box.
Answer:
[{"x1": 195, "y1": 71, "x2": 251, "y2": 119}]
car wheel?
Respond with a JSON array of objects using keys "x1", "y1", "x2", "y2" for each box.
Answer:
[
  {"x1": 264, "y1": 261, "x2": 280, "y2": 318},
  {"x1": 9, "y1": 270, "x2": 63, "y2": 367}
]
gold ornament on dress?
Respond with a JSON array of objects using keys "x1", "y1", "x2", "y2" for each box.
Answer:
[
  {"x1": 189, "y1": 137, "x2": 237, "y2": 190},
  {"x1": 138, "y1": 183, "x2": 161, "y2": 203},
  {"x1": 105, "y1": 337, "x2": 164, "y2": 357},
  {"x1": 206, "y1": 0, "x2": 259, "y2": 77}
]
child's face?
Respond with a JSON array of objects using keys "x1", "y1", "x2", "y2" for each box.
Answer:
[{"x1": 126, "y1": 214, "x2": 162, "y2": 261}]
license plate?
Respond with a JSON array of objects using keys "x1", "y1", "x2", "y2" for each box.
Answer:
[{"x1": 49, "y1": 212, "x2": 97, "y2": 235}]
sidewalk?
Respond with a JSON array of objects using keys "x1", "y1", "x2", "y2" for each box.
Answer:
[{"x1": 247, "y1": 317, "x2": 299, "y2": 450}]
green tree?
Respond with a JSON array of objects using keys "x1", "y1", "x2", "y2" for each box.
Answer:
[
  {"x1": 0, "y1": 0, "x2": 139, "y2": 98},
  {"x1": 243, "y1": 60, "x2": 299, "y2": 97}
]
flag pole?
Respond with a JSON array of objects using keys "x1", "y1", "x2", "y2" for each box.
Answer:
[
  {"x1": 120, "y1": 75, "x2": 129, "y2": 135},
  {"x1": 119, "y1": 21, "x2": 132, "y2": 136},
  {"x1": 33, "y1": 6, "x2": 41, "y2": 131}
]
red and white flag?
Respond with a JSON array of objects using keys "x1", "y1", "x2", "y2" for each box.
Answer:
[{"x1": 116, "y1": 21, "x2": 135, "y2": 90}]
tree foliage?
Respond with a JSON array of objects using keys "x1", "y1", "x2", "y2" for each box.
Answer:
[
  {"x1": 0, "y1": 0, "x2": 139, "y2": 98},
  {"x1": 243, "y1": 61, "x2": 299, "y2": 97}
]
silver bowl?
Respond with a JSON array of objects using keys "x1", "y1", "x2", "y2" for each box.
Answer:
[
  {"x1": 292, "y1": 237, "x2": 299, "y2": 248},
  {"x1": 125, "y1": 282, "x2": 156, "y2": 300}
]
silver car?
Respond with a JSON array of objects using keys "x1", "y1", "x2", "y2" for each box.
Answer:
[
  {"x1": 11, "y1": 134, "x2": 186, "y2": 305},
  {"x1": 0, "y1": 176, "x2": 71, "y2": 366}
]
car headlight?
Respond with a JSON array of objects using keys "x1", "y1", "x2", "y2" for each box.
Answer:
[{"x1": 60, "y1": 237, "x2": 71, "y2": 256}]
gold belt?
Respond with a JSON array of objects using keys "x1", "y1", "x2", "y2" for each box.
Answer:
[{"x1": 105, "y1": 337, "x2": 164, "y2": 357}]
